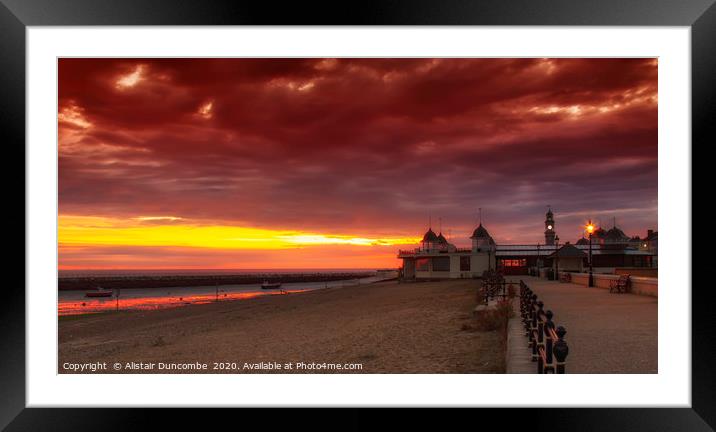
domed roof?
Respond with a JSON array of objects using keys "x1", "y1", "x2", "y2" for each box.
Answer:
[
  {"x1": 593, "y1": 227, "x2": 607, "y2": 238},
  {"x1": 470, "y1": 223, "x2": 492, "y2": 239},
  {"x1": 437, "y1": 232, "x2": 448, "y2": 244},
  {"x1": 422, "y1": 228, "x2": 439, "y2": 243},
  {"x1": 575, "y1": 237, "x2": 589, "y2": 245},
  {"x1": 605, "y1": 226, "x2": 629, "y2": 241}
]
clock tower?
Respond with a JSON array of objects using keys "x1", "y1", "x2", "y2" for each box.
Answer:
[{"x1": 544, "y1": 207, "x2": 556, "y2": 245}]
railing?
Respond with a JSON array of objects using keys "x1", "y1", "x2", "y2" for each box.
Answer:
[
  {"x1": 519, "y1": 280, "x2": 569, "y2": 374},
  {"x1": 480, "y1": 270, "x2": 515, "y2": 305}
]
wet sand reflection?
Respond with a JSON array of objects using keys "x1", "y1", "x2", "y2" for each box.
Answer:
[{"x1": 58, "y1": 278, "x2": 382, "y2": 316}]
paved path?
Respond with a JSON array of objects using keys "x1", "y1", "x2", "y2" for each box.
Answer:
[
  {"x1": 506, "y1": 297, "x2": 535, "y2": 373},
  {"x1": 509, "y1": 276, "x2": 657, "y2": 374}
]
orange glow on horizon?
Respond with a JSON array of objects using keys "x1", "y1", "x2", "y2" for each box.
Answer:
[
  {"x1": 58, "y1": 215, "x2": 416, "y2": 270},
  {"x1": 59, "y1": 215, "x2": 420, "y2": 250}
]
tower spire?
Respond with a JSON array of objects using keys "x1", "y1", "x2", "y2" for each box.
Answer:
[
  {"x1": 479, "y1": 207, "x2": 482, "y2": 225},
  {"x1": 544, "y1": 205, "x2": 556, "y2": 245}
]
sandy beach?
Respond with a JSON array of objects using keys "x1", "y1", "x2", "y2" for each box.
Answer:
[{"x1": 59, "y1": 279, "x2": 506, "y2": 374}]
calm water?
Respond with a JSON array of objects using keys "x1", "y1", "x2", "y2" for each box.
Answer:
[
  {"x1": 58, "y1": 274, "x2": 395, "y2": 316},
  {"x1": 58, "y1": 268, "x2": 377, "y2": 278}
]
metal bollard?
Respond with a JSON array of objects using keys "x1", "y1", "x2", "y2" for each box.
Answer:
[
  {"x1": 553, "y1": 326, "x2": 569, "y2": 374},
  {"x1": 536, "y1": 301, "x2": 545, "y2": 372},
  {"x1": 518, "y1": 281, "x2": 569, "y2": 374},
  {"x1": 530, "y1": 295, "x2": 538, "y2": 360},
  {"x1": 544, "y1": 310, "x2": 555, "y2": 373}
]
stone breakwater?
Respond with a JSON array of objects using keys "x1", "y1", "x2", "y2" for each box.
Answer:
[{"x1": 58, "y1": 272, "x2": 376, "y2": 291}]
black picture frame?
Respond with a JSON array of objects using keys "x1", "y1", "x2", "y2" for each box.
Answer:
[{"x1": 2, "y1": 0, "x2": 710, "y2": 430}]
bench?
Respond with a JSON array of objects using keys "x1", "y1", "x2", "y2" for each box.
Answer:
[{"x1": 609, "y1": 275, "x2": 630, "y2": 293}]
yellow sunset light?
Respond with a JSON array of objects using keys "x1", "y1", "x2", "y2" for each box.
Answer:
[{"x1": 58, "y1": 215, "x2": 420, "y2": 250}]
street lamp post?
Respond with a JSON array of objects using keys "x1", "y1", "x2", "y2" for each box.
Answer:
[
  {"x1": 536, "y1": 242, "x2": 541, "y2": 278},
  {"x1": 586, "y1": 220, "x2": 595, "y2": 287},
  {"x1": 554, "y1": 235, "x2": 560, "y2": 280}
]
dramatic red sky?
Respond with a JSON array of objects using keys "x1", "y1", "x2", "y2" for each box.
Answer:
[{"x1": 58, "y1": 58, "x2": 658, "y2": 270}]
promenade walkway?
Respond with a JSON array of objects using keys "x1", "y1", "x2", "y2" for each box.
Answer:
[{"x1": 508, "y1": 276, "x2": 657, "y2": 374}]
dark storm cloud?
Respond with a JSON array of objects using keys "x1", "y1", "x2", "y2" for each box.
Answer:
[{"x1": 58, "y1": 58, "x2": 657, "y2": 244}]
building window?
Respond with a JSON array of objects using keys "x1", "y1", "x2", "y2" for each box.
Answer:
[
  {"x1": 500, "y1": 259, "x2": 527, "y2": 267},
  {"x1": 432, "y1": 256, "x2": 450, "y2": 272},
  {"x1": 416, "y1": 258, "x2": 429, "y2": 272},
  {"x1": 460, "y1": 256, "x2": 471, "y2": 271}
]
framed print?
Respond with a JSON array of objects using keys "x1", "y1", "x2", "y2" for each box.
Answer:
[{"x1": 3, "y1": 0, "x2": 712, "y2": 429}]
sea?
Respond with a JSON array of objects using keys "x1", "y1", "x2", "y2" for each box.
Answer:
[
  {"x1": 58, "y1": 269, "x2": 397, "y2": 316},
  {"x1": 58, "y1": 268, "x2": 379, "y2": 278}
]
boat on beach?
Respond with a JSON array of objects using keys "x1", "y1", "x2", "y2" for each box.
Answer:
[
  {"x1": 261, "y1": 280, "x2": 282, "y2": 290},
  {"x1": 85, "y1": 286, "x2": 113, "y2": 297}
]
